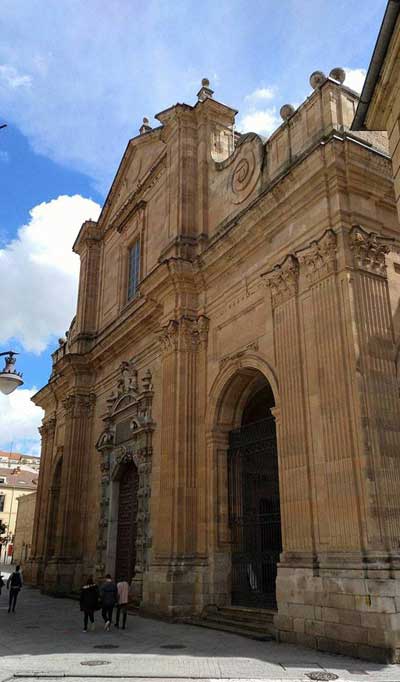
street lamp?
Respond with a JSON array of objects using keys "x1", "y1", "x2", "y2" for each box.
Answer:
[{"x1": 0, "y1": 352, "x2": 23, "y2": 395}]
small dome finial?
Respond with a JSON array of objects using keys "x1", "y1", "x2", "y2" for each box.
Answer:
[
  {"x1": 329, "y1": 67, "x2": 346, "y2": 84},
  {"x1": 309, "y1": 70, "x2": 326, "y2": 89},
  {"x1": 197, "y1": 77, "x2": 214, "y2": 103},
  {"x1": 139, "y1": 117, "x2": 152, "y2": 135},
  {"x1": 280, "y1": 104, "x2": 295, "y2": 121}
]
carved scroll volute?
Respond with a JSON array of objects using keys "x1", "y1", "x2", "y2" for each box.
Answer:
[
  {"x1": 264, "y1": 254, "x2": 299, "y2": 308},
  {"x1": 297, "y1": 229, "x2": 337, "y2": 285},
  {"x1": 349, "y1": 226, "x2": 391, "y2": 277}
]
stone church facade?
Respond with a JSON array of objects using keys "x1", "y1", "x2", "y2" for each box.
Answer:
[{"x1": 28, "y1": 72, "x2": 400, "y2": 662}]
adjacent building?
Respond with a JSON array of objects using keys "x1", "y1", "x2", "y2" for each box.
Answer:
[
  {"x1": 28, "y1": 71, "x2": 400, "y2": 662},
  {"x1": 352, "y1": 0, "x2": 400, "y2": 221},
  {"x1": 0, "y1": 466, "x2": 38, "y2": 561},
  {"x1": 0, "y1": 450, "x2": 40, "y2": 472},
  {"x1": 13, "y1": 491, "x2": 37, "y2": 565}
]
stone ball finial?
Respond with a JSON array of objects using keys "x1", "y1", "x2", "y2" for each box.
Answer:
[
  {"x1": 280, "y1": 104, "x2": 295, "y2": 121},
  {"x1": 329, "y1": 67, "x2": 346, "y2": 84},
  {"x1": 309, "y1": 70, "x2": 326, "y2": 89},
  {"x1": 202, "y1": 77, "x2": 210, "y2": 87}
]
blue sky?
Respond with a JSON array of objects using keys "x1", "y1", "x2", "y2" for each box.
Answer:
[{"x1": 0, "y1": 0, "x2": 387, "y2": 455}]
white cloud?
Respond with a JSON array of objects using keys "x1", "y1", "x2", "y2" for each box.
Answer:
[
  {"x1": 238, "y1": 83, "x2": 281, "y2": 137},
  {"x1": 0, "y1": 151, "x2": 9, "y2": 163},
  {"x1": 344, "y1": 67, "x2": 366, "y2": 94},
  {"x1": 0, "y1": 387, "x2": 44, "y2": 456},
  {"x1": 245, "y1": 87, "x2": 276, "y2": 103},
  {"x1": 0, "y1": 64, "x2": 32, "y2": 89},
  {"x1": 239, "y1": 108, "x2": 280, "y2": 136},
  {"x1": 0, "y1": 194, "x2": 101, "y2": 353}
]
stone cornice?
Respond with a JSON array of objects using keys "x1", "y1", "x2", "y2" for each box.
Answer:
[{"x1": 108, "y1": 153, "x2": 166, "y2": 234}]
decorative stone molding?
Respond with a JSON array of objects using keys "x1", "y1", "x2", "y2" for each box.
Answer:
[
  {"x1": 263, "y1": 255, "x2": 299, "y2": 308},
  {"x1": 159, "y1": 315, "x2": 209, "y2": 353},
  {"x1": 39, "y1": 416, "x2": 57, "y2": 441},
  {"x1": 349, "y1": 226, "x2": 391, "y2": 277},
  {"x1": 95, "y1": 359, "x2": 154, "y2": 593},
  {"x1": 297, "y1": 229, "x2": 337, "y2": 285},
  {"x1": 219, "y1": 341, "x2": 259, "y2": 369},
  {"x1": 62, "y1": 392, "x2": 96, "y2": 418}
]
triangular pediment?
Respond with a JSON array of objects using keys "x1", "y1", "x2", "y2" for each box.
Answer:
[{"x1": 98, "y1": 128, "x2": 166, "y2": 232}]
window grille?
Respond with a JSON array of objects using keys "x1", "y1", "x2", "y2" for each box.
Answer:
[{"x1": 0, "y1": 495, "x2": 5, "y2": 512}]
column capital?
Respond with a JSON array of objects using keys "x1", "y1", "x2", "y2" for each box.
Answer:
[
  {"x1": 263, "y1": 254, "x2": 299, "y2": 308},
  {"x1": 297, "y1": 229, "x2": 337, "y2": 285},
  {"x1": 349, "y1": 225, "x2": 392, "y2": 277},
  {"x1": 159, "y1": 315, "x2": 209, "y2": 352},
  {"x1": 62, "y1": 392, "x2": 96, "y2": 418}
]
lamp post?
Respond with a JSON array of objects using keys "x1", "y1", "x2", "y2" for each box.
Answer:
[{"x1": 0, "y1": 352, "x2": 23, "y2": 395}]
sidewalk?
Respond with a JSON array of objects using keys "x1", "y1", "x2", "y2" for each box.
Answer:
[{"x1": 0, "y1": 587, "x2": 399, "y2": 681}]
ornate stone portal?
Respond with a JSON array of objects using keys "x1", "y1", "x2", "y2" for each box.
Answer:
[{"x1": 96, "y1": 360, "x2": 154, "y2": 603}]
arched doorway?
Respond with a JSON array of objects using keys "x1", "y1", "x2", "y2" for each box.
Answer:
[
  {"x1": 228, "y1": 379, "x2": 282, "y2": 608},
  {"x1": 115, "y1": 462, "x2": 139, "y2": 581}
]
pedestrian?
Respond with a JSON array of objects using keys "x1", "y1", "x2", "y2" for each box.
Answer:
[
  {"x1": 79, "y1": 575, "x2": 99, "y2": 633},
  {"x1": 115, "y1": 577, "x2": 130, "y2": 629},
  {"x1": 100, "y1": 574, "x2": 117, "y2": 631},
  {"x1": 7, "y1": 565, "x2": 22, "y2": 613}
]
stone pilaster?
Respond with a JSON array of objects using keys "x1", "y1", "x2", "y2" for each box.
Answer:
[
  {"x1": 49, "y1": 392, "x2": 95, "y2": 592},
  {"x1": 270, "y1": 228, "x2": 400, "y2": 663},
  {"x1": 348, "y1": 226, "x2": 400, "y2": 551},
  {"x1": 264, "y1": 255, "x2": 315, "y2": 557},
  {"x1": 28, "y1": 416, "x2": 56, "y2": 585},
  {"x1": 149, "y1": 315, "x2": 209, "y2": 616}
]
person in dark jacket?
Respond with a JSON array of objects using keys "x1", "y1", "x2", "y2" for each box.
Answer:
[
  {"x1": 7, "y1": 565, "x2": 22, "y2": 613},
  {"x1": 80, "y1": 576, "x2": 99, "y2": 632},
  {"x1": 100, "y1": 574, "x2": 117, "y2": 630}
]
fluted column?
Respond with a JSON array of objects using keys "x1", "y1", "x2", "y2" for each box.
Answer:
[
  {"x1": 30, "y1": 417, "x2": 56, "y2": 581},
  {"x1": 347, "y1": 226, "x2": 400, "y2": 551},
  {"x1": 157, "y1": 315, "x2": 208, "y2": 558},
  {"x1": 298, "y1": 230, "x2": 364, "y2": 551},
  {"x1": 150, "y1": 315, "x2": 208, "y2": 614},
  {"x1": 55, "y1": 392, "x2": 96, "y2": 559},
  {"x1": 264, "y1": 255, "x2": 315, "y2": 557}
]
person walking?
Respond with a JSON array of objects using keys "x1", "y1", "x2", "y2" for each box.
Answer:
[
  {"x1": 7, "y1": 565, "x2": 22, "y2": 613},
  {"x1": 100, "y1": 574, "x2": 117, "y2": 631},
  {"x1": 115, "y1": 578, "x2": 130, "y2": 629},
  {"x1": 80, "y1": 576, "x2": 99, "y2": 632}
]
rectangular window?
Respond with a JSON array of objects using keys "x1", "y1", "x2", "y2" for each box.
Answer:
[
  {"x1": 0, "y1": 495, "x2": 4, "y2": 512},
  {"x1": 127, "y1": 239, "x2": 140, "y2": 301}
]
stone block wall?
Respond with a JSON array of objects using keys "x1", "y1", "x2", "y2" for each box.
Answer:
[{"x1": 275, "y1": 566, "x2": 400, "y2": 662}]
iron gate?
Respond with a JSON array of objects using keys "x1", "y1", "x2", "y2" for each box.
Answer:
[{"x1": 228, "y1": 416, "x2": 282, "y2": 608}]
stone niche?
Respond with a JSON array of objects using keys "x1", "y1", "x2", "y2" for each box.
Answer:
[{"x1": 96, "y1": 360, "x2": 154, "y2": 604}]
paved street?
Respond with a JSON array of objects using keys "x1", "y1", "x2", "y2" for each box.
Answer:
[{"x1": 0, "y1": 579, "x2": 399, "y2": 682}]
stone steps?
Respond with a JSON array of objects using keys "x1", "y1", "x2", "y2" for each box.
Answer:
[{"x1": 190, "y1": 604, "x2": 276, "y2": 641}]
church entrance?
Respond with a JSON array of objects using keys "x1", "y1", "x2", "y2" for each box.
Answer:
[
  {"x1": 115, "y1": 462, "x2": 139, "y2": 581},
  {"x1": 228, "y1": 384, "x2": 282, "y2": 608}
]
